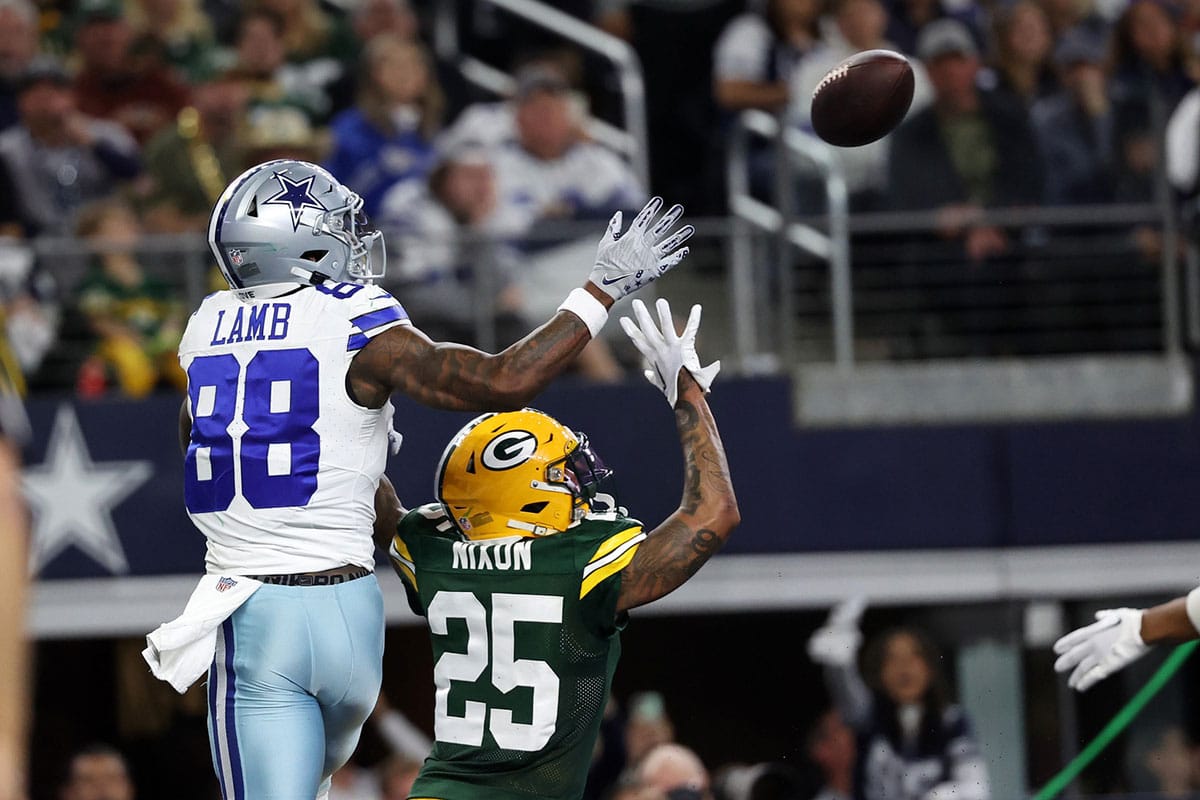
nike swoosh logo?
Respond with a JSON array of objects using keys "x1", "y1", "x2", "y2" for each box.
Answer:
[{"x1": 600, "y1": 276, "x2": 625, "y2": 285}]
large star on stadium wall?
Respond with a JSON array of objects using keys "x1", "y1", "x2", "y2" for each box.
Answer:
[
  {"x1": 22, "y1": 404, "x2": 153, "y2": 576},
  {"x1": 264, "y1": 171, "x2": 326, "y2": 231}
]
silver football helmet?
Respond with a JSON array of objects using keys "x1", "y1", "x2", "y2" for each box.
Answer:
[{"x1": 207, "y1": 160, "x2": 386, "y2": 291}]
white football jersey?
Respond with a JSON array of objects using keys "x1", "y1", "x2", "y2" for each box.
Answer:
[{"x1": 178, "y1": 281, "x2": 410, "y2": 574}]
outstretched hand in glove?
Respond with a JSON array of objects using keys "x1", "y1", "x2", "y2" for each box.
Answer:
[
  {"x1": 619, "y1": 298, "x2": 719, "y2": 407},
  {"x1": 590, "y1": 197, "x2": 694, "y2": 303}
]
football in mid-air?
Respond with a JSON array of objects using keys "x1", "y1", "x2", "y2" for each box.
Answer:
[{"x1": 810, "y1": 49, "x2": 915, "y2": 147}]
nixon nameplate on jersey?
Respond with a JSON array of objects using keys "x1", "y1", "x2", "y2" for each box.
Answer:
[{"x1": 451, "y1": 539, "x2": 533, "y2": 571}]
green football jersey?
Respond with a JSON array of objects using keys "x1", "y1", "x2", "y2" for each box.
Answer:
[{"x1": 389, "y1": 504, "x2": 647, "y2": 800}]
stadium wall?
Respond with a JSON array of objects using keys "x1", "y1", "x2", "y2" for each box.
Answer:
[{"x1": 23, "y1": 374, "x2": 1200, "y2": 635}]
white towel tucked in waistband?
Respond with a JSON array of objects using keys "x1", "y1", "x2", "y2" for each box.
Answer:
[{"x1": 142, "y1": 574, "x2": 263, "y2": 694}]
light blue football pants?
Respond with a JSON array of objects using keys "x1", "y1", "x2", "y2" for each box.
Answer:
[{"x1": 206, "y1": 575, "x2": 385, "y2": 800}]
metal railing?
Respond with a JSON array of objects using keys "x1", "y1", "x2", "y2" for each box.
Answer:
[
  {"x1": 14, "y1": 208, "x2": 1194, "y2": 424},
  {"x1": 724, "y1": 113, "x2": 1188, "y2": 371},
  {"x1": 432, "y1": 0, "x2": 650, "y2": 189},
  {"x1": 727, "y1": 109, "x2": 853, "y2": 369}
]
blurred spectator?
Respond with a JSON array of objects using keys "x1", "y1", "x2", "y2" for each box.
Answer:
[
  {"x1": 605, "y1": 780, "x2": 668, "y2": 800},
  {"x1": 0, "y1": 240, "x2": 58, "y2": 386},
  {"x1": 71, "y1": 0, "x2": 192, "y2": 147},
  {"x1": 351, "y1": 0, "x2": 418, "y2": 44},
  {"x1": 61, "y1": 743, "x2": 135, "y2": 800},
  {"x1": 251, "y1": 0, "x2": 356, "y2": 64},
  {"x1": 988, "y1": 1, "x2": 1058, "y2": 108},
  {"x1": 808, "y1": 600, "x2": 990, "y2": 800},
  {"x1": 126, "y1": 0, "x2": 221, "y2": 83},
  {"x1": 73, "y1": 199, "x2": 185, "y2": 398},
  {"x1": 1109, "y1": 0, "x2": 1194, "y2": 205},
  {"x1": 489, "y1": 65, "x2": 644, "y2": 244},
  {"x1": 324, "y1": 0, "x2": 473, "y2": 123},
  {"x1": 712, "y1": 0, "x2": 823, "y2": 201},
  {"x1": 247, "y1": 0, "x2": 356, "y2": 121},
  {"x1": 1036, "y1": 0, "x2": 1110, "y2": 44},
  {"x1": 593, "y1": 0, "x2": 745, "y2": 215},
  {"x1": 138, "y1": 73, "x2": 249, "y2": 233},
  {"x1": 377, "y1": 141, "x2": 532, "y2": 352},
  {"x1": 1032, "y1": 30, "x2": 1117, "y2": 204},
  {"x1": 805, "y1": 708, "x2": 855, "y2": 800},
  {"x1": 624, "y1": 691, "x2": 676, "y2": 768},
  {"x1": 484, "y1": 65, "x2": 641, "y2": 381},
  {"x1": 712, "y1": 0, "x2": 822, "y2": 116},
  {"x1": 325, "y1": 34, "x2": 442, "y2": 218},
  {"x1": 712, "y1": 762, "x2": 809, "y2": 800},
  {"x1": 636, "y1": 743, "x2": 713, "y2": 800},
  {"x1": 223, "y1": 8, "x2": 324, "y2": 122},
  {"x1": 0, "y1": 56, "x2": 141, "y2": 236},
  {"x1": 790, "y1": 0, "x2": 934, "y2": 210},
  {"x1": 377, "y1": 754, "x2": 423, "y2": 800},
  {"x1": 887, "y1": 19, "x2": 1041, "y2": 262},
  {"x1": 1138, "y1": 724, "x2": 1198, "y2": 799},
  {"x1": 0, "y1": 0, "x2": 39, "y2": 133}
]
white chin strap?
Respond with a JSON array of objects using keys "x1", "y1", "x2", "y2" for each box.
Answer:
[{"x1": 506, "y1": 519, "x2": 557, "y2": 536}]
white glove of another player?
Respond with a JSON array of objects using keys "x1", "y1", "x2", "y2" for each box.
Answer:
[
  {"x1": 620, "y1": 298, "x2": 720, "y2": 408},
  {"x1": 807, "y1": 596, "x2": 867, "y2": 667},
  {"x1": 590, "y1": 197, "x2": 695, "y2": 302},
  {"x1": 1053, "y1": 608, "x2": 1149, "y2": 692}
]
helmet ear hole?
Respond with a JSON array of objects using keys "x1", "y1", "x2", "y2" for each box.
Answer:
[
  {"x1": 520, "y1": 501, "x2": 549, "y2": 514},
  {"x1": 300, "y1": 250, "x2": 328, "y2": 263}
]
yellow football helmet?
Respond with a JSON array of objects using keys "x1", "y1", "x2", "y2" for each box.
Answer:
[{"x1": 436, "y1": 408, "x2": 611, "y2": 540}]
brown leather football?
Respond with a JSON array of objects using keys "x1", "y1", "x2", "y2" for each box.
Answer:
[{"x1": 810, "y1": 49, "x2": 915, "y2": 147}]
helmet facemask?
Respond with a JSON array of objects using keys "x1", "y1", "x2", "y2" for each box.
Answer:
[
  {"x1": 313, "y1": 191, "x2": 386, "y2": 283},
  {"x1": 552, "y1": 432, "x2": 616, "y2": 518}
]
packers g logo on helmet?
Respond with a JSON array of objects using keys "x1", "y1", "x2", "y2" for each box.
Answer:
[
  {"x1": 436, "y1": 409, "x2": 611, "y2": 541},
  {"x1": 480, "y1": 430, "x2": 538, "y2": 470}
]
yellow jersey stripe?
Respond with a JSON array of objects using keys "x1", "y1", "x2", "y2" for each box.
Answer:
[
  {"x1": 388, "y1": 537, "x2": 417, "y2": 590},
  {"x1": 580, "y1": 532, "x2": 646, "y2": 598},
  {"x1": 390, "y1": 535, "x2": 413, "y2": 562},
  {"x1": 587, "y1": 526, "x2": 644, "y2": 564}
]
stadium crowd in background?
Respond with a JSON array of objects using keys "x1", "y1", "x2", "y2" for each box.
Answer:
[{"x1": 0, "y1": 0, "x2": 1190, "y2": 395}]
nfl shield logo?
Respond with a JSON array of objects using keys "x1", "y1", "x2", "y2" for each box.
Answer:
[
  {"x1": 216, "y1": 577, "x2": 237, "y2": 592},
  {"x1": 228, "y1": 249, "x2": 245, "y2": 266}
]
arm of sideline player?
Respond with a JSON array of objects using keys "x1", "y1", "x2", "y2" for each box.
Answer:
[{"x1": 1141, "y1": 597, "x2": 1200, "y2": 644}]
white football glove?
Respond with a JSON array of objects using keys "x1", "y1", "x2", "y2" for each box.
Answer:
[
  {"x1": 620, "y1": 298, "x2": 720, "y2": 408},
  {"x1": 590, "y1": 197, "x2": 694, "y2": 302},
  {"x1": 807, "y1": 596, "x2": 867, "y2": 667},
  {"x1": 1053, "y1": 608, "x2": 1149, "y2": 692}
]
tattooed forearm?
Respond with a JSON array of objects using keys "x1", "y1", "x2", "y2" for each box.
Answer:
[
  {"x1": 617, "y1": 378, "x2": 740, "y2": 613},
  {"x1": 619, "y1": 520, "x2": 722, "y2": 603},
  {"x1": 676, "y1": 399, "x2": 702, "y2": 514},
  {"x1": 348, "y1": 312, "x2": 591, "y2": 410}
]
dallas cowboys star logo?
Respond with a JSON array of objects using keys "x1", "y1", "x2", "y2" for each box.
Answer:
[
  {"x1": 22, "y1": 405, "x2": 153, "y2": 575},
  {"x1": 264, "y1": 171, "x2": 326, "y2": 231}
]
